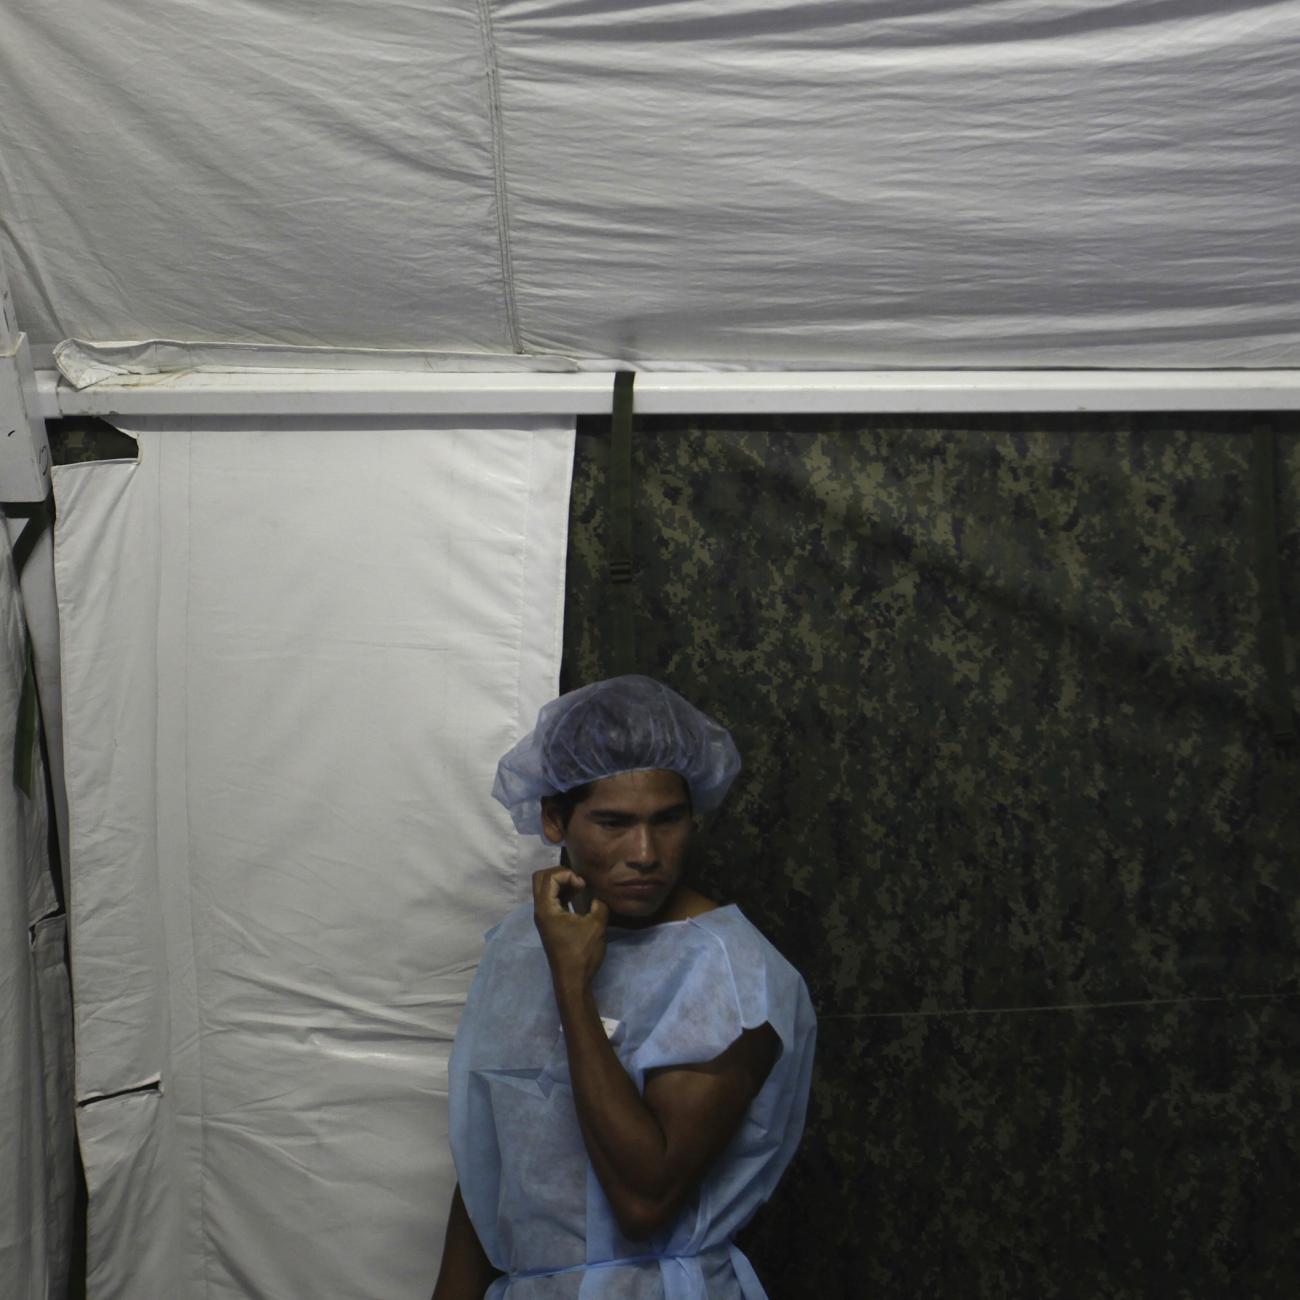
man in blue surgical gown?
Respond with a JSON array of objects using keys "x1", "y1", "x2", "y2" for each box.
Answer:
[{"x1": 434, "y1": 676, "x2": 816, "y2": 1300}]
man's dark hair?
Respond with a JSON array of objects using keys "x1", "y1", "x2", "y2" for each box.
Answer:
[{"x1": 541, "y1": 783, "x2": 595, "y2": 830}]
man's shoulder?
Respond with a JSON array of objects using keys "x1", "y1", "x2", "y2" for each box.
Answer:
[
  {"x1": 687, "y1": 906, "x2": 804, "y2": 985},
  {"x1": 687, "y1": 902, "x2": 768, "y2": 948},
  {"x1": 483, "y1": 898, "x2": 539, "y2": 948}
]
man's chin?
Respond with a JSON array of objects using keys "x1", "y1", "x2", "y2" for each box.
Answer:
[{"x1": 603, "y1": 887, "x2": 668, "y2": 922}]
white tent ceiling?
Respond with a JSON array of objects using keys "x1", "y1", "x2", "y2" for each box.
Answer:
[{"x1": 3, "y1": 0, "x2": 1298, "y2": 371}]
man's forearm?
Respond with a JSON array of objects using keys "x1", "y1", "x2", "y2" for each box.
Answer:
[
  {"x1": 433, "y1": 1184, "x2": 500, "y2": 1300},
  {"x1": 553, "y1": 975, "x2": 673, "y2": 1229}
]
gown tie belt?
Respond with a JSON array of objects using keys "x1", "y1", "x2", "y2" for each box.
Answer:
[{"x1": 505, "y1": 1241, "x2": 767, "y2": 1297}]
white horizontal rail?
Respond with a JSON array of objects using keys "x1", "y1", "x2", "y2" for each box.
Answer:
[{"x1": 33, "y1": 368, "x2": 1300, "y2": 419}]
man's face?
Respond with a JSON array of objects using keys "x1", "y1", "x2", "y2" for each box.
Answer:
[{"x1": 541, "y1": 769, "x2": 692, "y2": 922}]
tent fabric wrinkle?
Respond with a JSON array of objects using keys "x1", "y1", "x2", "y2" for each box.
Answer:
[
  {"x1": 52, "y1": 339, "x2": 582, "y2": 389},
  {"x1": 54, "y1": 415, "x2": 574, "y2": 1298}
]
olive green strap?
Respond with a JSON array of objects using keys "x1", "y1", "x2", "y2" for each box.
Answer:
[
  {"x1": 3, "y1": 491, "x2": 54, "y2": 795},
  {"x1": 1251, "y1": 422, "x2": 1296, "y2": 745},
  {"x1": 3, "y1": 490, "x2": 54, "y2": 579},
  {"x1": 608, "y1": 371, "x2": 636, "y2": 675}
]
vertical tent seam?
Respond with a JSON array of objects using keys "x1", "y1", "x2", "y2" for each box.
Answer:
[
  {"x1": 511, "y1": 427, "x2": 538, "y2": 902},
  {"x1": 174, "y1": 421, "x2": 215, "y2": 1299},
  {"x1": 1250, "y1": 420, "x2": 1296, "y2": 746},
  {"x1": 475, "y1": 0, "x2": 525, "y2": 355}
]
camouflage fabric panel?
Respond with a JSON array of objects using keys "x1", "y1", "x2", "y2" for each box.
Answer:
[
  {"x1": 46, "y1": 418, "x2": 139, "y2": 464},
  {"x1": 563, "y1": 412, "x2": 1299, "y2": 1299}
]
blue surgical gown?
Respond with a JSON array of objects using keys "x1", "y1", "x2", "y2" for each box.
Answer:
[{"x1": 448, "y1": 902, "x2": 816, "y2": 1299}]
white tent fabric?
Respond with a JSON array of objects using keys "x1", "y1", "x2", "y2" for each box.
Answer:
[
  {"x1": 0, "y1": 538, "x2": 74, "y2": 1300},
  {"x1": 53, "y1": 418, "x2": 573, "y2": 1299},
  {"x1": 3, "y1": 1, "x2": 1298, "y2": 368}
]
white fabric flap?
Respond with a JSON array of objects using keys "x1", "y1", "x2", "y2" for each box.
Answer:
[{"x1": 55, "y1": 416, "x2": 573, "y2": 1299}]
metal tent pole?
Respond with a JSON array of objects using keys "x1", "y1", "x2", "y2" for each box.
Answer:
[{"x1": 32, "y1": 366, "x2": 1300, "y2": 418}]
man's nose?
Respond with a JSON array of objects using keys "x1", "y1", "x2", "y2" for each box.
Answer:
[{"x1": 626, "y1": 823, "x2": 656, "y2": 867}]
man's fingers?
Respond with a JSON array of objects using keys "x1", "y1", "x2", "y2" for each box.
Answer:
[{"x1": 532, "y1": 866, "x2": 585, "y2": 910}]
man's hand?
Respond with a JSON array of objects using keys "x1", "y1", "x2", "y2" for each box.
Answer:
[{"x1": 533, "y1": 866, "x2": 608, "y2": 991}]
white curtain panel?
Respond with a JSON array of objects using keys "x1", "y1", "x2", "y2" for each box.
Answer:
[
  {"x1": 0, "y1": 536, "x2": 74, "y2": 1300},
  {"x1": 53, "y1": 417, "x2": 574, "y2": 1299}
]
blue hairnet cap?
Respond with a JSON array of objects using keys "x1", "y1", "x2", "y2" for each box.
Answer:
[{"x1": 493, "y1": 675, "x2": 741, "y2": 837}]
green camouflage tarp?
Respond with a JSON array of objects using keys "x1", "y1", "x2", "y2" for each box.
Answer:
[{"x1": 563, "y1": 412, "x2": 1299, "y2": 1300}]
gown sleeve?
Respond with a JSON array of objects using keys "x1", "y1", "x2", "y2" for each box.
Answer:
[
  {"x1": 627, "y1": 908, "x2": 811, "y2": 1081},
  {"x1": 614, "y1": 909, "x2": 817, "y2": 1292}
]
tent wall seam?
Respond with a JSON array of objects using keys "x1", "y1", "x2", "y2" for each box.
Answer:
[
  {"x1": 475, "y1": 0, "x2": 524, "y2": 355},
  {"x1": 161, "y1": 425, "x2": 216, "y2": 1298}
]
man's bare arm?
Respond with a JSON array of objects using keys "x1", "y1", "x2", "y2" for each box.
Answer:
[
  {"x1": 555, "y1": 974, "x2": 778, "y2": 1238},
  {"x1": 432, "y1": 1183, "x2": 501, "y2": 1300}
]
